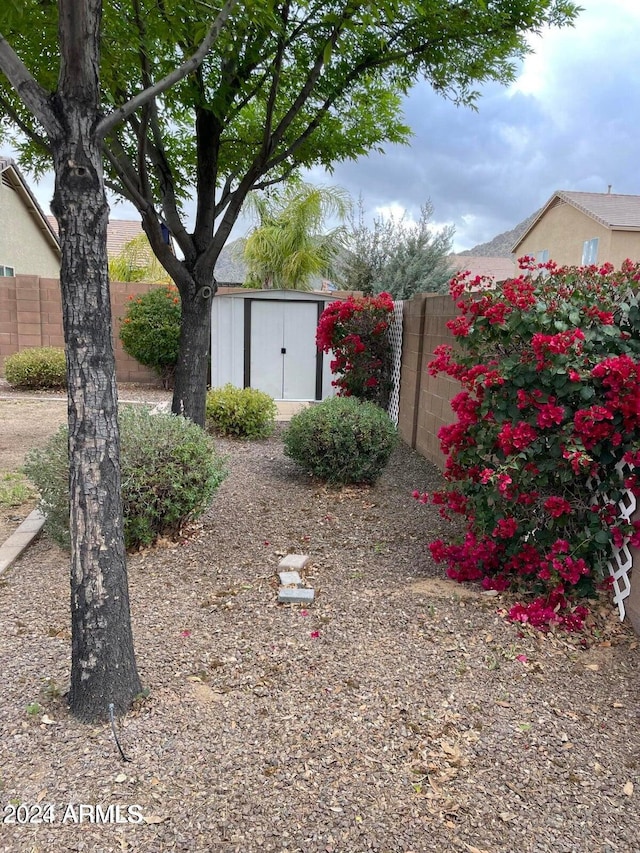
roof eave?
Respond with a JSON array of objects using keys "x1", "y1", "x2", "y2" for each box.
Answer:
[
  {"x1": 510, "y1": 191, "x2": 563, "y2": 253},
  {"x1": 1, "y1": 159, "x2": 61, "y2": 257}
]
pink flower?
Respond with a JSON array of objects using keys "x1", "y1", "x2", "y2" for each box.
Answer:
[
  {"x1": 536, "y1": 403, "x2": 565, "y2": 429},
  {"x1": 493, "y1": 517, "x2": 518, "y2": 539},
  {"x1": 544, "y1": 496, "x2": 572, "y2": 518},
  {"x1": 516, "y1": 654, "x2": 528, "y2": 663},
  {"x1": 497, "y1": 473, "x2": 513, "y2": 495},
  {"x1": 611, "y1": 526, "x2": 624, "y2": 548},
  {"x1": 179, "y1": 630, "x2": 191, "y2": 638},
  {"x1": 497, "y1": 421, "x2": 538, "y2": 454},
  {"x1": 310, "y1": 631, "x2": 320, "y2": 639},
  {"x1": 550, "y1": 539, "x2": 570, "y2": 555},
  {"x1": 481, "y1": 573, "x2": 510, "y2": 591},
  {"x1": 446, "y1": 315, "x2": 472, "y2": 337}
]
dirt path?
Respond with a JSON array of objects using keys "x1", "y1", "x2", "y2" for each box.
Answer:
[
  {"x1": 0, "y1": 427, "x2": 638, "y2": 853},
  {"x1": 0, "y1": 398, "x2": 68, "y2": 542}
]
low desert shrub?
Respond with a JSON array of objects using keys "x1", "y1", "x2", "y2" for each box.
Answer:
[
  {"x1": 119, "y1": 285, "x2": 181, "y2": 387},
  {"x1": 4, "y1": 347, "x2": 67, "y2": 390},
  {"x1": 283, "y1": 395, "x2": 397, "y2": 484},
  {"x1": 23, "y1": 406, "x2": 227, "y2": 549},
  {"x1": 205, "y1": 384, "x2": 277, "y2": 439}
]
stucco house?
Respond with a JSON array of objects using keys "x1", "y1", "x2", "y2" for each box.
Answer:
[
  {"x1": 1, "y1": 155, "x2": 155, "y2": 279},
  {"x1": 512, "y1": 190, "x2": 640, "y2": 267},
  {"x1": 0, "y1": 157, "x2": 60, "y2": 278}
]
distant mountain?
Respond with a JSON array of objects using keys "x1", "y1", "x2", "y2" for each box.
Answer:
[
  {"x1": 214, "y1": 238, "x2": 247, "y2": 284},
  {"x1": 459, "y1": 209, "x2": 540, "y2": 258}
]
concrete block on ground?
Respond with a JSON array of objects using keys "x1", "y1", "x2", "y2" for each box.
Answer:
[
  {"x1": 277, "y1": 586, "x2": 315, "y2": 605},
  {"x1": 0, "y1": 509, "x2": 46, "y2": 576},
  {"x1": 278, "y1": 554, "x2": 310, "y2": 571},
  {"x1": 278, "y1": 570, "x2": 303, "y2": 587}
]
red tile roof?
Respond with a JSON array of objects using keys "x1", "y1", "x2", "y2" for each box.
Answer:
[
  {"x1": 46, "y1": 216, "x2": 145, "y2": 258},
  {"x1": 105, "y1": 219, "x2": 145, "y2": 256},
  {"x1": 448, "y1": 254, "x2": 517, "y2": 282}
]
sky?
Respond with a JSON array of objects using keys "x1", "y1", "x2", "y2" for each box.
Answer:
[
  {"x1": 307, "y1": 0, "x2": 640, "y2": 251},
  {"x1": 7, "y1": 0, "x2": 640, "y2": 254}
]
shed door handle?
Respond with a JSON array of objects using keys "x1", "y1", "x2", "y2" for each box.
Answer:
[{"x1": 281, "y1": 347, "x2": 287, "y2": 354}]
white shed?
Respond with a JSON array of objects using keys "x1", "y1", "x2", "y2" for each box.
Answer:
[{"x1": 211, "y1": 289, "x2": 342, "y2": 401}]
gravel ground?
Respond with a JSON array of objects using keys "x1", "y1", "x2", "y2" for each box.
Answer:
[{"x1": 0, "y1": 395, "x2": 639, "y2": 853}]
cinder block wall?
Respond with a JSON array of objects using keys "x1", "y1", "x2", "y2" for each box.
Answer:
[
  {"x1": 109, "y1": 281, "x2": 165, "y2": 385},
  {"x1": 397, "y1": 293, "x2": 460, "y2": 470},
  {"x1": 0, "y1": 276, "x2": 163, "y2": 386}
]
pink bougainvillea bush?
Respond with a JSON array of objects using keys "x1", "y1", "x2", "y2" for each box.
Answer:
[
  {"x1": 418, "y1": 258, "x2": 640, "y2": 631},
  {"x1": 316, "y1": 292, "x2": 394, "y2": 408}
]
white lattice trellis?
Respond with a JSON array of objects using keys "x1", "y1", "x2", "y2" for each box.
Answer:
[
  {"x1": 591, "y1": 458, "x2": 636, "y2": 621},
  {"x1": 387, "y1": 301, "x2": 404, "y2": 425}
]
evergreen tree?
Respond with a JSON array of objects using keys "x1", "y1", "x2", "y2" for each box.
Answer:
[{"x1": 344, "y1": 201, "x2": 454, "y2": 298}]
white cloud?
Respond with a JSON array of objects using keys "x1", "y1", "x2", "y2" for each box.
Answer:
[{"x1": 374, "y1": 202, "x2": 410, "y2": 223}]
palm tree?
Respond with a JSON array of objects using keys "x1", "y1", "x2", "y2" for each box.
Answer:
[
  {"x1": 108, "y1": 234, "x2": 172, "y2": 283},
  {"x1": 243, "y1": 183, "x2": 351, "y2": 290}
]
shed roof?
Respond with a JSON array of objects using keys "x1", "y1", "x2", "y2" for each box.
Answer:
[{"x1": 215, "y1": 288, "x2": 350, "y2": 301}]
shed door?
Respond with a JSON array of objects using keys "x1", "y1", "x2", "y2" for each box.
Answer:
[{"x1": 248, "y1": 300, "x2": 320, "y2": 400}]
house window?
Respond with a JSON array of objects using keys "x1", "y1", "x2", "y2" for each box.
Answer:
[
  {"x1": 582, "y1": 238, "x2": 599, "y2": 265},
  {"x1": 535, "y1": 249, "x2": 549, "y2": 264},
  {"x1": 0, "y1": 265, "x2": 15, "y2": 276}
]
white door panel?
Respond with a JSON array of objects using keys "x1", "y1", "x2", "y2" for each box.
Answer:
[
  {"x1": 249, "y1": 300, "x2": 320, "y2": 400},
  {"x1": 282, "y1": 302, "x2": 318, "y2": 400},
  {"x1": 249, "y1": 301, "x2": 284, "y2": 399}
]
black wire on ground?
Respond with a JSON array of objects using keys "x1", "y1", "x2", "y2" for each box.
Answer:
[{"x1": 109, "y1": 702, "x2": 132, "y2": 762}]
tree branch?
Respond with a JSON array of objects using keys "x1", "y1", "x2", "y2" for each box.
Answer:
[
  {"x1": 268, "y1": 16, "x2": 347, "y2": 151},
  {"x1": 132, "y1": 0, "x2": 154, "y2": 204},
  {"x1": 0, "y1": 93, "x2": 52, "y2": 153},
  {"x1": 213, "y1": 173, "x2": 235, "y2": 219},
  {"x1": 96, "y1": 0, "x2": 238, "y2": 138},
  {"x1": 104, "y1": 141, "x2": 188, "y2": 283},
  {"x1": 0, "y1": 31, "x2": 60, "y2": 137},
  {"x1": 260, "y1": 1, "x2": 289, "y2": 160}
]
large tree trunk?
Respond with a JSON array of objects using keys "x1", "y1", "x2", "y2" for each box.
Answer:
[
  {"x1": 51, "y1": 135, "x2": 141, "y2": 722},
  {"x1": 171, "y1": 284, "x2": 213, "y2": 427}
]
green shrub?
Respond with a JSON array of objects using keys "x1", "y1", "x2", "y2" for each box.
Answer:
[
  {"x1": 4, "y1": 347, "x2": 67, "y2": 390},
  {"x1": 283, "y1": 395, "x2": 397, "y2": 484},
  {"x1": 206, "y1": 384, "x2": 277, "y2": 439},
  {"x1": 119, "y1": 285, "x2": 181, "y2": 387},
  {"x1": 23, "y1": 406, "x2": 227, "y2": 549}
]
